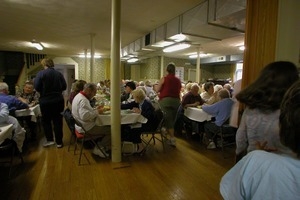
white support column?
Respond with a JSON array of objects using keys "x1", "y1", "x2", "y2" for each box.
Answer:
[
  {"x1": 160, "y1": 56, "x2": 164, "y2": 77},
  {"x1": 110, "y1": 0, "x2": 121, "y2": 162},
  {"x1": 196, "y1": 47, "x2": 201, "y2": 83},
  {"x1": 84, "y1": 49, "x2": 88, "y2": 81},
  {"x1": 90, "y1": 33, "x2": 95, "y2": 82}
]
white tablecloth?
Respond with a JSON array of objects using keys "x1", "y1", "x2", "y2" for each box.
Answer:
[
  {"x1": 96, "y1": 110, "x2": 148, "y2": 126},
  {"x1": 14, "y1": 105, "x2": 41, "y2": 122},
  {"x1": 0, "y1": 124, "x2": 13, "y2": 145},
  {"x1": 184, "y1": 107, "x2": 212, "y2": 122}
]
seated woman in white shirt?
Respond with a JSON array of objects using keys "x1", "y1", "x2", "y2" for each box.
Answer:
[
  {"x1": 220, "y1": 80, "x2": 300, "y2": 200},
  {"x1": 200, "y1": 82, "x2": 218, "y2": 105}
]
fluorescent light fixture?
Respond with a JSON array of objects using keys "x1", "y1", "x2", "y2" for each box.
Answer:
[
  {"x1": 127, "y1": 58, "x2": 139, "y2": 63},
  {"x1": 79, "y1": 53, "x2": 101, "y2": 58},
  {"x1": 31, "y1": 41, "x2": 44, "y2": 50},
  {"x1": 169, "y1": 34, "x2": 186, "y2": 42},
  {"x1": 239, "y1": 46, "x2": 245, "y2": 51},
  {"x1": 163, "y1": 43, "x2": 191, "y2": 53},
  {"x1": 141, "y1": 47, "x2": 156, "y2": 51},
  {"x1": 151, "y1": 41, "x2": 174, "y2": 48},
  {"x1": 189, "y1": 53, "x2": 208, "y2": 58}
]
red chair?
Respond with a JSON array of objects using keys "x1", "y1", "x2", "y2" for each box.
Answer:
[{"x1": 73, "y1": 118, "x2": 109, "y2": 165}]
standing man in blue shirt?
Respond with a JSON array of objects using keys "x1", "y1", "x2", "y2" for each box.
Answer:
[{"x1": 34, "y1": 58, "x2": 67, "y2": 148}]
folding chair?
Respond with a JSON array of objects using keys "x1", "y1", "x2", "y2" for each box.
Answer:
[
  {"x1": 0, "y1": 139, "x2": 24, "y2": 179},
  {"x1": 217, "y1": 123, "x2": 237, "y2": 158},
  {"x1": 62, "y1": 108, "x2": 76, "y2": 152},
  {"x1": 73, "y1": 117, "x2": 109, "y2": 165},
  {"x1": 141, "y1": 108, "x2": 166, "y2": 153}
]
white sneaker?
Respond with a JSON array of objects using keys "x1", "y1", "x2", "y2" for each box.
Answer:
[
  {"x1": 92, "y1": 147, "x2": 109, "y2": 158},
  {"x1": 167, "y1": 138, "x2": 176, "y2": 147},
  {"x1": 161, "y1": 127, "x2": 167, "y2": 137},
  {"x1": 207, "y1": 141, "x2": 216, "y2": 149},
  {"x1": 43, "y1": 141, "x2": 55, "y2": 147}
]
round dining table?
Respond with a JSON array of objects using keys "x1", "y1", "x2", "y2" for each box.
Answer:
[
  {"x1": 0, "y1": 124, "x2": 14, "y2": 145},
  {"x1": 96, "y1": 110, "x2": 148, "y2": 126},
  {"x1": 184, "y1": 107, "x2": 212, "y2": 122}
]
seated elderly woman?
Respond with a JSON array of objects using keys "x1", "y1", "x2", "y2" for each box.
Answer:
[
  {"x1": 121, "y1": 88, "x2": 158, "y2": 153},
  {"x1": 200, "y1": 81, "x2": 219, "y2": 105},
  {"x1": 68, "y1": 80, "x2": 87, "y2": 105}
]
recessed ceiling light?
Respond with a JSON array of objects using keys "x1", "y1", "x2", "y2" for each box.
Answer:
[
  {"x1": 31, "y1": 41, "x2": 44, "y2": 50},
  {"x1": 127, "y1": 58, "x2": 138, "y2": 63},
  {"x1": 151, "y1": 41, "x2": 174, "y2": 48},
  {"x1": 189, "y1": 53, "x2": 208, "y2": 58},
  {"x1": 169, "y1": 34, "x2": 186, "y2": 42},
  {"x1": 238, "y1": 46, "x2": 245, "y2": 51},
  {"x1": 78, "y1": 53, "x2": 101, "y2": 58}
]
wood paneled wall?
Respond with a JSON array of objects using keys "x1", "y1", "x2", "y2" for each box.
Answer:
[{"x1": 242, "y1": 0, "x2": 279, "y2": 88}]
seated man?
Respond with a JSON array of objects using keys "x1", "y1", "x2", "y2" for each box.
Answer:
[
  {"x1": 15, "y1": 81, "x2": 40, "y2": 107},
  {"x1": 121, "y1": 81, "x2": 136, "y2": 103},
  {"x1": 121, "y1": 88, "x2": 158, "y2": 153},
  {"x1": 0, "y1": 82, "x2": 29, "y2": 116},
  {"x1": 202, "y1": 89, "x2": 234, "y2": 149},
  {"x1": 15, "y1": 81, "x2": 40, "y2": 140},
  {"x1": 0, "y1": 102, "x2": 26, "y2": 153},
  {"x1": 72, "y1": 83, "x2": 111, "y2": 158},
  {"x1": 174, "y1": 83, "x2": 205, "y2": 135},
  {"x1": 220, "y1": 80, "x2": 300, "y2": 199}
]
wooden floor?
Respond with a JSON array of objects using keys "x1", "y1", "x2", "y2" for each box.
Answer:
[{"x1": 0, "y1": 122, "x2": 235, "y2": 200}]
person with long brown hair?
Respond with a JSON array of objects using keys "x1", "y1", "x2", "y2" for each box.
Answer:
[
  {"x1": 220, "y1": 80, "x2": 300, "y2": 199},
  {"x1": 235, "y1": 61, "x2": 299, "y2": 160}
]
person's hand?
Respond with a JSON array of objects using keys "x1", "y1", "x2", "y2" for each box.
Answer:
[
  {"x1": 97, "y1": 105, "x2": 105, "y2": 114},
  {"x1": 18, "y1": 97, "x2": 28, "y2": 104},
  {"x1": 194, "y1": 102, "x2": 200, "y2": 107},
  {"x1": 132, "y1": 107, "x2": 141, "y2": 114},
  {"x1": 213, "y1": 91, "x2": 218, "y2": 97},
  {"x1": 255, "y1": 141, "x2": 277, "y2": 152}
]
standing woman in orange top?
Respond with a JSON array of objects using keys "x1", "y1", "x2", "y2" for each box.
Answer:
[{"x1": 156, "y1": 63, "x2": 181, "y2": 147}]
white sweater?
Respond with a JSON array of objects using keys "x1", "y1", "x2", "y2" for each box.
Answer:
[{"x1": 71, "y1": 93, "x2": 99, "y2": 131}]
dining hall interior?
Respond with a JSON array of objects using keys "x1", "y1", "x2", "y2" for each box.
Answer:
[{"x1": 0, "y1": 0, "x2": 299, "y2": 199}]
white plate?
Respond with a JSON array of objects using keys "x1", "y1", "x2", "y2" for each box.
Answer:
[{"x1": 103, "y1": 111, "x2": 111, "y2": 114}]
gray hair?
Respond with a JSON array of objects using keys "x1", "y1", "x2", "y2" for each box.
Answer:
[
  {"x1": 218, "y1": 89, "x2": 230, "y2": 99},
  {"x1": 0, "y1": 82, "x2": 9, "y2": 92},
  {"x1": 83, "y1": 83, "x2": 97, "y2": 91}
]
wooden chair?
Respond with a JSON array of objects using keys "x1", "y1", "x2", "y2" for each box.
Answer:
[
  {"x1": 73, "y1": 117, "x2": 109, "y2": 165},
  {"x1": 0, "y1": 139, "x2": 24, "y2": 178}
]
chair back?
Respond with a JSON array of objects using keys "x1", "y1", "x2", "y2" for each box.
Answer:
[
  {"x1": 151, "y1": 100, "x2": 161, "y2": 111},
  {"x1": 73, "y1": 117, "x2": 86, "y2": 139},
  {"x1": 63, "y1": 108, "x2": 75, "y2": 135},
  {"x1": 154, "y1": 108, "x2": 165, "y2": 132}
]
